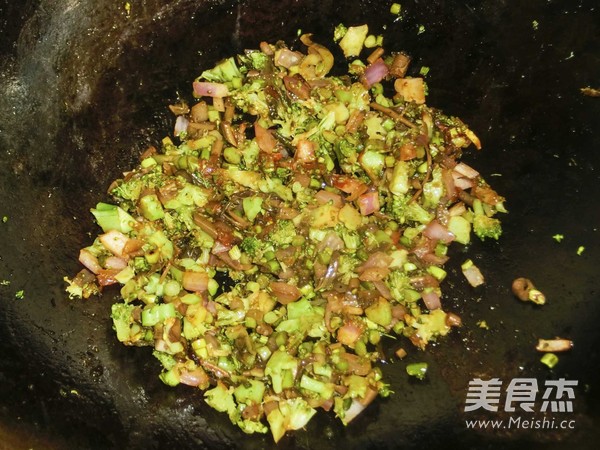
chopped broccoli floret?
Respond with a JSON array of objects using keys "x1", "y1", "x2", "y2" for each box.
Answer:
[
  {"x1": 205, "y1": 380, "x2": 237, "y2": 413},
  {"x1": 242, "y1": 196, "x2": 263, "y2": 222},
  {"x1": 268, "y1": 220, "x2": 296, "y2": 246},
  {"x1": 473, "y1": 215, "x2": 502, "y2": 240},
  {"x1": 266, "y1": 398, "x2": 317, "y2": 443},
  {"x1": 240, "y1": 50, "x2": 272, "y2": 71},
  {"x1": 410, "y1": 309, "x2": 450, "y2": 348},
  {"x1": 153, "y1": 350, "x2": 177, "y2": 371},
  {"x1": 333, "y1": 23, "x2": 348, "y2": 42},
  {"x1": 387, "y1": 193, "x2": 433, "y2": 225},
  {"x1": 422, "y1": 167, "x2": 444, "y2": 209},
  {"x1": 386, "y1": 270, "x2": 413, "y2": 303},
  {"x1": 110, "y1": 178, "x2": 143, "y2": 202},
  {"x1": 240, "y1": 236, "x2": 263, "y2": 257},
  {"x1": 111, "y1": 303, "x2": 151, "y2": 345},
  {"x1": 472, "y1": 199, "x2": 502, "y2": 240}
]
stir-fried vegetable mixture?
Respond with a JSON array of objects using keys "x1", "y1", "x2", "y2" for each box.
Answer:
[{"x1": 66, "y1": 25, "x2": 505, "y2": 442}]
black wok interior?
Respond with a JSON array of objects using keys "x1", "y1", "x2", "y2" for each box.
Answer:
[{"x1": 0, "y1": 0, "x2": 599, "y2": 448}]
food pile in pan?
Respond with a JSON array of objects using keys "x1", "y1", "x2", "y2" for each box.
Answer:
[{"x1": 66, "y1": 24, "x2": 505, "y2": 442}]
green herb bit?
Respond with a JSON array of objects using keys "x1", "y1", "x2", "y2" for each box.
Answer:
[
  {"x1": 476, "y1": 320, "x2": 489, "y2": 330},
  {"x1": 15, "y1": 290, "x2": 24, "y2": 300},
  {"x1": 540, "y1": 353, "x2": 558, "y2": 369},
  {"x1": 1, "y1": 216, "x2": 7, "y2": 223},
  {"x1": 527, "y1": 289, "x2": 545, "y2": 305},
  {"x1": 576, "y1": 246, "x2": 585, "y2": 256},
  {"x1": 552, "y1": 233, "x2": 564, "y2": 243},
  {"x1": 406, "y1": 362, "x2": 428, "y2": 380},
  {"x1": 390, "y1": 3, "x2": 402, "y2": 15}
]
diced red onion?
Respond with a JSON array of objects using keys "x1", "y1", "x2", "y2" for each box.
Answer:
[
  {"x1": 78, "y1": 249, "x2": 102, "y2": 274},
  {"x1": 420, "y1": 253, "x2": 449, "y2": 266},
  {"x1": 315, "y1": 190, "x2": 344, "y2": 208},
  {"x1": 410, "y1": 274, "x2": 439, "y2": 290},
  {"x1": 206, "y1": 300, "x2": 218, "y2": 315},
  {"x1": 392, "y1": 304, "x2": 408, "y2": 320},
  {"x1": 270, "y1": 281, "x2": 302, "y2": 304},
  {"x1": 179, "y1": 368, "x2": 209, "y2": 387},
  {"x1": 317, "y1": 232, "x2": 345, "y2": 252},
  {"x1": 174, "y1": 115, "x2": 189, "y2": 137},
  {"x1": 342, "y1": 388, "x2": 377, "y2": 423},
  {"x1": 294, "y1": 139, "x2": 316, "y2": 163},
  {"x1": 336, "y1": 321, "x2": 363, "y2": 346},
  {"x1": 453, "y1": 162, "x2": 479, "y2": 179},
  {"x1": 357, "y1": 191, "x2": 380, "y2": 215},
  {"x1": 96, "y1": 269, "x2": 121, "y2": 287},
  {"x1": 211, "y1": 240, "x2": 231, "y2": 254},
  {"x1": 358, "y1": 267, "x2": 389, "y2": 282},
  {"x1": 423, "y1": 220, "x2": 455, "y2": 244},
  {"x1": 99, "y1": 230, "x2": 130, "y2": 257},
  {"x1": 123, "y1": 238, "x2": 145, "y2": 255},
  {"x1": 274, "y1": 48, "x2": 303, "y2": 68},
  {"x1": 254, "y1": 123, "x2": 277, "y2": 153},
  {"x1": 422, "y1": 290, "x2": 442, "y2": 310},
  {"x1": 373, "y1": 280, "x2": 392, "y2": 299},
  {"x1": 193, "y1": 81, "x2": 229, "y2": 98},
  {"x1": 362, "y1": 58, "x2": 389, "y2": 88},
  {"x1": 343, "y1": 399, "x2": 368, "y2": 424},
  {"x1": 452, "y1": 173, "x2": 473, "y2": 190},
  {"x1": 448, "y1": 202, "x2": 467, "y2": 216},
  {"x1": 182, "y1": 271, "x2": 209, "y2": 292},
  {"x1": 104, "y1": 256, "x2": 128, "y2": 270},
  {"x1": 331, "y1": 175, "x2": 368, "y2": 200},
  {"x1": 462, "y1": 264, "x2": 485, "y2": 287},
  {"x1": 357, "y1": 251, "x2": 393, "y2": 271}
]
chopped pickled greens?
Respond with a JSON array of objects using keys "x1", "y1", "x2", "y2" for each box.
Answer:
[
  {"x1": 540, "y1": 352, "x2": 559, "y2": 369},
  {"x1": 406, "y1": 362, "x2": 428, "y2": 380},
  {"x1": 67, "y1": 25, "x2": 505, "y2": 442}
]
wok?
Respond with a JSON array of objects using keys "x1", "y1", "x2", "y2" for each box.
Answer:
[{"x1": 0, "y1": 0, "x2": 598, "y2": 448}]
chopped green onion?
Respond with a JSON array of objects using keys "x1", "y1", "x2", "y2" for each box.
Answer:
[
  {"x1": 406, "y1": 362, "x2": 428, "y2": 380},
  {"x1": 540, "y1": 353, "x2": 559, "y2": 368}
]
